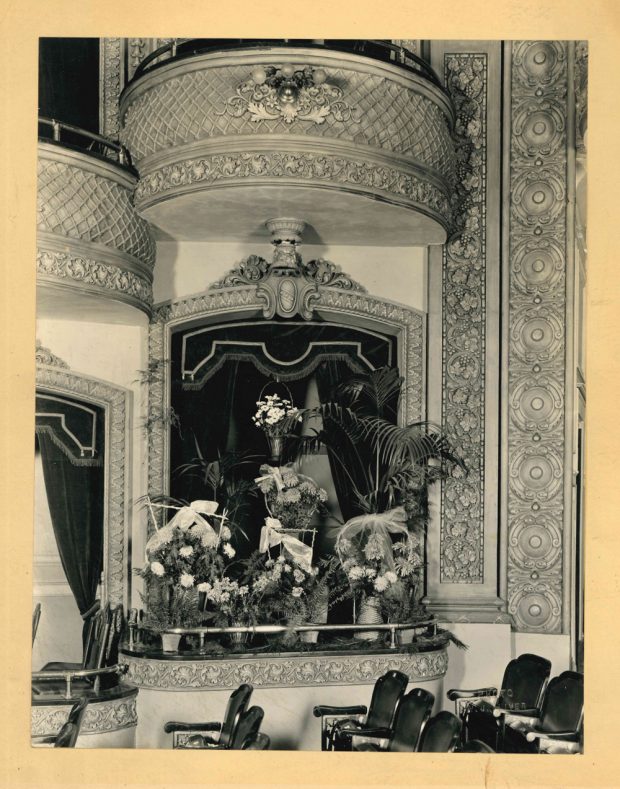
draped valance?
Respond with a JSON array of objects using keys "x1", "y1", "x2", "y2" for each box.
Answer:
[{"x1": 35, "y1": 393, "x2": 104, "y2": 466}]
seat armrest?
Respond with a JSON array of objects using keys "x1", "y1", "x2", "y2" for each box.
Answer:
[
  {"x1": 354, "y1": 742, "x2": 381, "y2": 752},
  {"x1": 351, "y1": 727, "x2": 392, "y2": 739},
  {"x1": 447, "y1": 687, "x2": 497, "y2": 701},
  {"x1": 313, "y1": 704, "x2": 367, "y2": 718},
  {"x1": 526, "y1": 729, "x2": 580, "y2": 743},
  {"x1": 493, "y1": 707, "x2": 539, "y2": 718},
  {"x1": 164, "y1": 721, "x2": 222, "y2": 734}
]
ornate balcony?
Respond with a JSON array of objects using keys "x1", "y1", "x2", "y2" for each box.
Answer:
[
  {"x1": 37, "y1": 124, "x2": 156, "y2": 319},
  {"x1": 119, "y1": 40, "x2": 457, "y2": 246}
]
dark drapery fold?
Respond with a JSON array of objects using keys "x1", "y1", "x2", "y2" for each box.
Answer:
[
  {"x1": 315, "y1": 360, "x2": 370, "y2": 523},
  {"x1": 37, "y1": 432, "x2": 104, "y2": 617}
]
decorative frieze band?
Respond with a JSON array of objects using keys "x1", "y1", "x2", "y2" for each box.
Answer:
[
  {"x1": 37, "y1": 250, "x2": 153, "y2": 310},
  {"x1": 133, "y1": 150, "x2": 452, "y2": 231},
  {"x1": 506, "y1": 41, "x2": 570, "y2": 633},
  {"x1": 440, "y1": 53, "x2": 488, "y2": 583},
  {"x1": 32, "y1": 693, "x2": 138, "y2": 737},
  {"x1": 123, "y1": 649, "x2": 448, "y2": 690}
]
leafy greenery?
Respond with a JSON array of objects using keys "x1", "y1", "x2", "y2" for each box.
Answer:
[{"x1": 288, "y1": 366, "x2": 466, "y2": 517}]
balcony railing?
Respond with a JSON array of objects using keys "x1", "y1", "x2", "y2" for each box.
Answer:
[
  {"x1": 38, "y1": 117, "x2": 133, "y2": 169},
  {"x1": 132, "y1": 38, "x2": 444, "y2": 90}
]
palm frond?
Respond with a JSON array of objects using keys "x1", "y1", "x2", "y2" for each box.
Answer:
[{"x1": 332, "y1": 366, "x2": 403, "y2": 417}]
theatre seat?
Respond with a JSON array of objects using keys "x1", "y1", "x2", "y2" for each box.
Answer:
[
  {"x1": 447, "y1": 653, "x2": 551, "y2": 751},
  {"x1": 313, "y1": 669, "x2": 409, "y2": 751},
  {"x1": 353, "y1": 688, "x2": 434, "y2": 752},
  {"x1": 499, "y1": 671, "x2": 583, "y2": 754},
  {"x1": 164, "y1": 683, "x2": 253, "y2": 749}
]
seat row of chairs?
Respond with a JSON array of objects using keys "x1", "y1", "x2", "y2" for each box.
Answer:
[
  {"x1": 313, "y1": 669, "x2": 490, "y2": 752},
  {"x1": 448, "y1": 653, "x2": 584, "y2": 754}
]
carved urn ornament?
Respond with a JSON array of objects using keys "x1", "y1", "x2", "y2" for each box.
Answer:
[
  {"x1": 210, "y1": 217, "x2": 365, "y2": 321},
  {"x1": 219, "y1": 63, "x2": 361, "y2": 125}
]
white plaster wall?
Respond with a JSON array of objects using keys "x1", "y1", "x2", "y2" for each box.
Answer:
[
  {"x1": 35, "y1": 317, "x2": 149, "y2": 610},
  {"x1": 153, "y1": 241, "x2": 427, "y2": 311}
]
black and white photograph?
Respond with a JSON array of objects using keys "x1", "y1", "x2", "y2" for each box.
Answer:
[{"x1": 29, "y1": 34, "x2": 587, "y2": 757}]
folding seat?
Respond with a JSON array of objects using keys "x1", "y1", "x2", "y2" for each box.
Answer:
[{"x1": 417, "y1": 711, "x2": 462, "y2": 752}]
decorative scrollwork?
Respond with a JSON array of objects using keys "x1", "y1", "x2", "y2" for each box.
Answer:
[
  {"x1": 123, "y1": 649, "x2": 448, "y2": 690},
  {"x1": 218, "y1": 63, "x2": 362, "y2": 126},
  {"x1": 440, "y1": 53, "x2": 488, "y2": 583},
  {"x1": 31, "y1": 693, "x2": 138, "y2": 737},
  {"x1": 35, "y1": 340, "x2": 69, "y2": 369},
  {"x1": 210, "y1": 255, "x2": 270, "y2": 289},
  {"x1": 302, "y1": 259, "x2": 366, "y2": 292}
]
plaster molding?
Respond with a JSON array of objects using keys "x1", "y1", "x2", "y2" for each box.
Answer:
[
  {"x1": 35, "y1": 340, "x2": 69, "y2": 369},
  {"x1": 120, "y1": 53, "x2": 455, "y2": 180},
  {"x1": 505, "y1": 41, "x2": 570, "y2": 633},
  {"x1": 123, "y1": 649, "x2": 448, "y2": 690},
  {"x1": 35, "y1": 364, "x2": 131, "y2": 606},
  {"x1": 133, "y1": 149, "x2": 452, "y2": 231},
  {"x1": 31, "y1": 693, "x2": 138, "y2": 737},
  {"x1": 440, "y1": 52, "x2": 488, "y2": 584},
  {"x1": 100, "y1": 37, "x2": 123, "y2": 140}
]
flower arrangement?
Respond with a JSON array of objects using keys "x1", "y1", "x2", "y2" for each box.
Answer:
[
  {"x1": 338, "y1": 533, "x2": 399, "y2": 599},
  {"x1": 252, "y1": 392, "x2": 302, "y2": 461},
  {"x1": 200, "y1": 577, "x2": 254, "y2": 629},
  {"x1": 252, "y1": 394, "x2": 301, "y2": 431},
  {"x1": 379, "y1": 537, "x2": 428, "y2": 624},
  {"x1": 256, "y1": 464, "x2": 328, "y2": 530},
  {"x1": 137, "y1": 499, "x2": 236, "y2": 631}
]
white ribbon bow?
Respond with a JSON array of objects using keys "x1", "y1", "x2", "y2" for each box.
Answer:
[
  {"x1": 254, "y1": 465, "x2": 285, "y2": 493},
  {"x1": 336, "y1": 506, "x2": 410, "y2": 570},
  {"x1": 145, "y1": 499, "x2": 224, "y2": 558},
  {"x1": 259, "y1": 517, "x2": 313, "y2": 573}
]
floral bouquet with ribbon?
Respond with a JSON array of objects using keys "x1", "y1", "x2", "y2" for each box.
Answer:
[
  {"x1": 137, "y1": 498, "x2": 235, "y2": 630},
  {"x1": 335, "y1": 507, "x2": 412, "y2": 598}
]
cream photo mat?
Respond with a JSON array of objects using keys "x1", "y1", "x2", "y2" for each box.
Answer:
[{"x1": 2, "y1": 1, "x2": 619, "y2": 787}]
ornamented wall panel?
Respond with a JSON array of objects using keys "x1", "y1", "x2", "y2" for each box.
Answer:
[
  {"x1": 440, "y1": 52, "x2": 488, "y2": 583},
  {"x1": 505, "y1": 41, "x2": 572, "y2": 633}
]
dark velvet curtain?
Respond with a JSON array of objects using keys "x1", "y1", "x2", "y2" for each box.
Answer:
[
  {"x1": 37, "y1": 433, "x2": 104, "y2": 617},
  {"x1": 315, "y1": 360, "x2": 370, "y2": 522}
]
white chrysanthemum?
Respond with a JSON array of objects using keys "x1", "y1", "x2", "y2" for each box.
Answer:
[
  {"x1": 179, "y1": 545, "x2": 194, "y2": 558},
  {"x1": 364, "y1": 567, "x2": 377, "y2": 578},
  {"x1": 223, "y1": 543, "x2": 236, "y2": 558},
  {"x1": 293, "y1": 568, "x2": 305, "y2": 583},
  {"x1": 238, "y1": 585, "x2": 249, "y2": 596},
  {"x1": 265, "y1": 558, "x2": 275, "y2": 569},
  {"x1": 384, "y1": 571, "x2": 398, "y2": 584},
  {"x1": 374, "y1": 576, "x2": 389, "y2": 592},
  {"x1": 220, "y1": 525, "x2": 231, "y2": 541},
  {"x1": 291, "y1": 587, "x2": 303, "y2": 598},
  {"x1": 348, "y1": 566, "x2": 364, "y2": 581},
  {"x1": 197, "y1": 582, "x2": 210, "y2": 593},
  {"x1": 180, "y1": 572, "x2": 194, "y2": 588},
  {"x1": 283, "y1": 563, "x2": 292, "y2": 573},
  {"x1": 150, "y1": 561, "x2": 165, "y2": 576}
]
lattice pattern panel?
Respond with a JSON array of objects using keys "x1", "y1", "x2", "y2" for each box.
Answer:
[
  {"x1": 37, "y1": 158, "x2": 155, "y2": 268},
  {"x1": 506, "y1": 41, "x2": 569, "y2": 633},
  {"x1": 121, "y1": 63, "x2": 455, "y2": 183},
  {"x1": 440, "y1": 53, "x2": 488, "y2": 583}
]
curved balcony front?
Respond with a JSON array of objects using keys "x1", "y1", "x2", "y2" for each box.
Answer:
[
  {"x1": 37, "y1": 137, "x2": 155, "y2": 319},
  {"x1": 120, "y1": 43, "x2": 457, "y2": 246}
]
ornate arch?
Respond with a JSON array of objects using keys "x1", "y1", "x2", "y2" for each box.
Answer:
[
  {"x1": 148, "y1": 285, "x2": 425, "y2": 503},
  {"x1": 35, "y1": 344, "x2": 131, "y2": 606}
]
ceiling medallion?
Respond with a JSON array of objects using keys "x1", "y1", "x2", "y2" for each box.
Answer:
[{"x1": 219, "y1": 63, "x2": 361, "y2": 125}]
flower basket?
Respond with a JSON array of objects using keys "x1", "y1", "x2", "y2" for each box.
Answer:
[{"x1": 253, "y1": 384, "x2": 302, "y2": 463}]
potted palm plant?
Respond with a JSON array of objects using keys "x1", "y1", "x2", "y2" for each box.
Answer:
[{"x1": 289, "y1": 366, "x2": 466, "y2": 632}]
